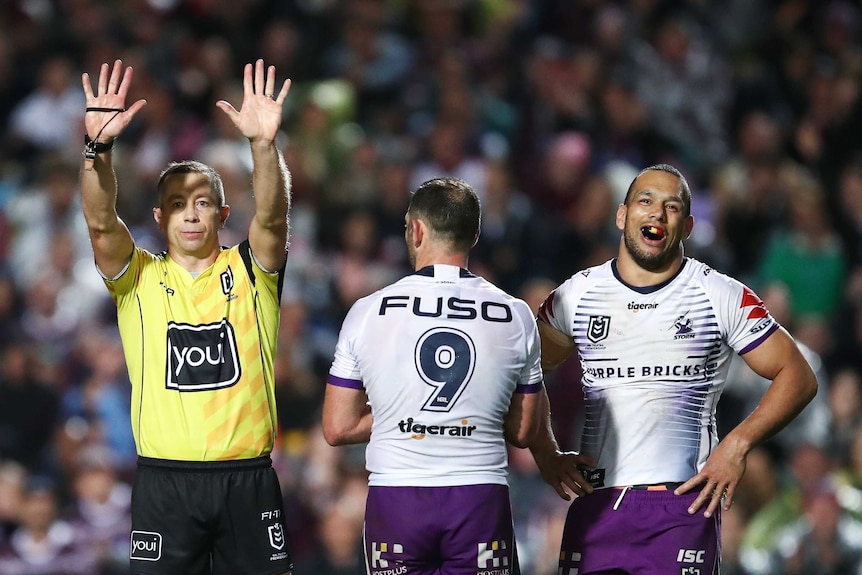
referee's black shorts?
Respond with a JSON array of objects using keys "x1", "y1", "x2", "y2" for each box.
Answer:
[{"x1": 130, "y1": 456, "x2": 292, "y2": 575}]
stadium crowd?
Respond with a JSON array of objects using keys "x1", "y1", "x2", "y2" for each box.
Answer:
[{"x1": 0, "y1": 0, "x2": 861, "y2": 573}]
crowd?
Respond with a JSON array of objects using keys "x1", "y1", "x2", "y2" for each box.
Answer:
[{"x1": 0, "y1": 0, "x2": 861, "y2": 573}]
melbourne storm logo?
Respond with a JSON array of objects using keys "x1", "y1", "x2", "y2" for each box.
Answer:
[{"x1": 165, "y1": 319, "x2": 241, "y2": 391}]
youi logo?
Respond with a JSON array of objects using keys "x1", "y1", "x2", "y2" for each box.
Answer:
[
  {"x1": 130, "y1": 531, "x2": 162, "y2": 561},
  {"x1": 165, "y1": 319, "x2": 241, "y2": 391}
]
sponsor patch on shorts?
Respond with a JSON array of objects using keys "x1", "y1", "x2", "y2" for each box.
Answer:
[{"x1": 130, "y1": 530, "x2": 162, "y2": 561}]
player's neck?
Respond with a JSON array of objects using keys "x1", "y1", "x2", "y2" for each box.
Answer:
[
  {"x1": 615, "y1": 249, "x2": 684, "y2": 288},
  {"x1": 413, "y1": 250, "x2": 469, "y2": 271}
]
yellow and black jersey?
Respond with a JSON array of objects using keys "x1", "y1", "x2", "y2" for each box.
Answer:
[{"x1": 105, "y1": 241, "x2": 284, "y2": 461}]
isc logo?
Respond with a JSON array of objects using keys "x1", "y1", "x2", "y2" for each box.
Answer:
[
  {"x1": 677, "y1": 549, "x2": 705, "y2": 563},
  {"x1": 165, "y1": 320, "x2": 241, "y2": 391}
]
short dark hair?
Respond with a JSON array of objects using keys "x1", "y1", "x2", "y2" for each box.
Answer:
[
  {"x1": 156, "y1": 161, "x2": 226, "y2": 207},
  {"x1": 624, "y1": 163, "x2": 692, "y2": 216},
  {"x1": 408, "y1": 177, "x2": 481, "y2": 253}
]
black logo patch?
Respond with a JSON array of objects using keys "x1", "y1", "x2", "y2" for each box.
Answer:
[
  {"x1": 130, "y1": 531, "x2": 162, "y2": 561},
  {"x1": 166, "y1": 320, "x2": 241, "y2": 391},
  {"x1": 220, "y1": 265, "x2": 234, "y2": 295},
  {"x1": 587, "y1": 315, "x2": 611, "y2": 343}
]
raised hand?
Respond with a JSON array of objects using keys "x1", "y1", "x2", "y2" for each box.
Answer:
[
  {"x1": 81, "y1": 59, "x2": 147, "y2": 144},
  {"x1": 215, "y1": 59, "x2": 291, "y2": 144}
]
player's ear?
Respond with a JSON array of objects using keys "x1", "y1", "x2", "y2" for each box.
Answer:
[
  {"x1": 410, "y1": 218, "x2": 425, "y2": 247},
  {"x1": 220, "y1": 205, "x2": 230, "y2": 229},
  {"x1": 153, "y1": 207, "x2": 163, "y2": 228},
  {"x1": 615, "y1": 203, "x2": 626, "y2": 231},
  {"x1": 683, "y1": 214, "x2": 694, "y2": 239}
]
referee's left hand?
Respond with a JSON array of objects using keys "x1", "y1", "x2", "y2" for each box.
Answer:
[{"x1": 216, "y1": 59, "x2": 291, "y2": 145}]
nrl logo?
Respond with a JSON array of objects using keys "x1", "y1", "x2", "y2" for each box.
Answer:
[
  {"x1": 587, "y1": 315, "x2": 610, "y2": 343},
  {"x1": 268, "y1": 523, "x2": 285, "y2": 550}
]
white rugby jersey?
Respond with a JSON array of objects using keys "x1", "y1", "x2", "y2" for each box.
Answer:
[
  {"x1": 538, "y1": 258, "x2": 779, "y2": 488},
  {"x1": 328, "y1": 264, "x2": 543, "y2": 487}
]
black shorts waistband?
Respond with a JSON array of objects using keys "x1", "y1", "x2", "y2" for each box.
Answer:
[{"x1": 137, "y1": 455, "x2": 272, "y2": 472}]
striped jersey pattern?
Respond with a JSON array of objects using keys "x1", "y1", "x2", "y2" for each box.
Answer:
[{"x1": 538, "y1": 258, "x2": 778, "y2": 487}]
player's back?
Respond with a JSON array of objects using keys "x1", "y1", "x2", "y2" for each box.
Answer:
[{"x1": 332, "y1": 264, "x2": 539, "y2": 487}]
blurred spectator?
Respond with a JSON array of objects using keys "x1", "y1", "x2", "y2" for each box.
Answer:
[
  {"x1": 321, "y1": 0, "x2": 413, "y2": 122},
  {"x1": 5, "y1": 155, "x2": 92, "y2": 294},
  {"x1": 63, "y1": 447, "x2": 131, "y2": 575},
  {"x1": 292, "y1": 486, "x2": 366, "y2": 575},
  {"x1": 767, "y1": 486, "x2": 862, "y2": 575},
  {"x1": 836, "y1": 425, "x2": 862, "y2": 523},
  {"x1": 757, "y1": 176, "x2": 846, "y2": 327},
  {"x1": 410, "y1": 118, "x2": 487, "y2": 203},
  {"x1": 471, "y1": 159, "x2": 533, "y2": 294},
  {"x1": 326, "y1": 208, "x2": 399, "y2": 316},
  {"x1": 0, "y1": 340, "x2": 59, "y2": 473},
  {"x1": 525, "y1": 130, "x2": 592, "y2": 215},
  {"x1": 8, "y1": 55, "x2": 84, "y2": 169},
  {"x1": 0, "y1": 461, "x2": 25, "y2": 545},
  {"x1": 0, "y1": 477, "x2": 98, "y2": 575},
  {"x1": 59, "y1": 331, "x2": 136, "y2": 472},
  {"x1": 836, "y1": 156, "x2": 862, "y2": 267},
  {"x1": 628, "y1": 10, "x2": 731, "y2": 177},
  {"x1": 0, "y1": 271, "x2": 24, "y2": 351},
  {"x1": 741, "y1": 443, "x2": 838, "y2": 569},
  {"x1": 826, "y1": 367, "x2": 862, "y2": 463}
]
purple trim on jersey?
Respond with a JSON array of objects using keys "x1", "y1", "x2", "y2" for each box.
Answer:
[
  {"x1": 414, "y1": 265, "x2": 475, "y2": 278},
  {"x1": 326, "y1": 374, "x2": 364, "y2": 390},
  {"x1": 611, "y1": 257, "x2": 689, "y2": 294},
  {"x1": 738, "y1": 322, "x2": 780, "y2": 355},
  {"x1": 516, "y1": 382, "x2": 542, "y2": 394}
]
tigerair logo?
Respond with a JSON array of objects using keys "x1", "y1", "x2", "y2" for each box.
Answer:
[
  {"x1": 398, "y1": 417, "x2": 476, "y2": 439},
  {"x1": 165, "y1": 319, "x2": 241, "y2": 391},
  {"x1": 628, "y1": 301, "x2": 659, "y2": 311}
]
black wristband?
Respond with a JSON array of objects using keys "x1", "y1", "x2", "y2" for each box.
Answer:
[{"x1": 83, "y1": 133, "x2": 115, "y2": 160}]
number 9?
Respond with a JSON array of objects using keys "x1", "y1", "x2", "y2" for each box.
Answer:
[{"x1": 415, "y1": 327, "x2": 476, "y2": 412}]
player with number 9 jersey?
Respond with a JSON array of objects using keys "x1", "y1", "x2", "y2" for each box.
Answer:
[
  {"x1": 328, "y1": 264, "x2": 543, "y2": 486},
  {"x1": 323, "y1": 177, "x2": 545, "y2": 575}
]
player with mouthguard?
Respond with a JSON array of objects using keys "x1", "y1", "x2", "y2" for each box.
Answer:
[{"x1": 529, "y1": 163, "x2": 817, "y2": 574}]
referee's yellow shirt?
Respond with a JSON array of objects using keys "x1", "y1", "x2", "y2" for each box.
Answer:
[{"x1": 105, "y1": 241, "x2": 283, "y2": 461}]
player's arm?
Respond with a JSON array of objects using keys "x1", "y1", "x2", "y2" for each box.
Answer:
[
  {"x1": 537, "y1": 318, "x2": 576, "y2": 372},
  {"x1": 528, "y1": 387, "x2": 595, "y2": 500},
  {"x1": 80, "y1": 60, "x2": 146, "y2": 278},
  {"x1": 677, "y1": 326, "x2": 817, "y2": 516},
  {"x1": 215, "y1": 59, "x2": 291, "y2": 272},
  {"x1": 504, "y1": 387, "x2": 542, "y2": 448},
  {"x1": 322, "y1": 384, "x2": 373, "y2": 446}
]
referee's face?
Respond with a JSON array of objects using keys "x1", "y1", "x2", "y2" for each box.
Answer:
[{"x1": 154, "y1": 172, "x2": 229, "y2": 260}]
